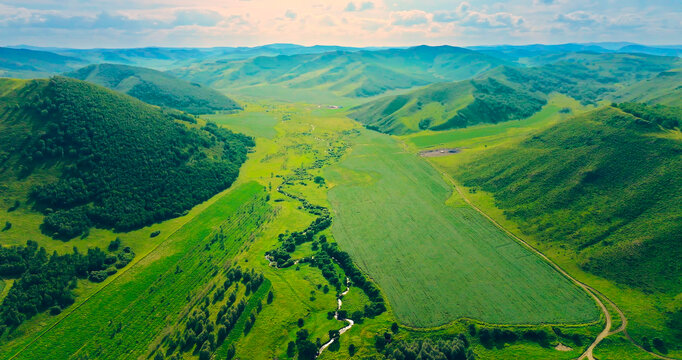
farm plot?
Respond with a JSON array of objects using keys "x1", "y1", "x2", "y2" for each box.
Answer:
[{"x1": 325, "y1": 130, "x2": 599, "y2": 327}]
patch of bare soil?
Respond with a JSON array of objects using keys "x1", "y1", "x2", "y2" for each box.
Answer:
[
  {"x1": 419, "y1": 148, "x2": 461, "y2": 157},
  {"x1": 555, "y1": 343, "x2": 573, "y2": 352}
]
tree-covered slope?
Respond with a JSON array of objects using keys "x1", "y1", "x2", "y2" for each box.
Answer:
[
  {"x1": 452, "y1": 105, "x2": 681, "y2": 293},
  {"x1": 0, "y1": 77, "x2": 253, "y2": 238},
  {"x1": 0, "y1": 47, "x2": 85, "y2": 79},
  {"x1": 171, "y1": 45, "x2": 509, "y2": 100},
  {"x1": 66, "y1": 63, "x2": 241, "y2": 114},
  {"x1": 352, "y1": 53, "x2": 681, "y2": 134}
]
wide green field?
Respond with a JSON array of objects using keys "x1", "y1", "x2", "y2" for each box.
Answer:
[{"x1": 325, "y1": 129, "x2": 599, "y2": 327}]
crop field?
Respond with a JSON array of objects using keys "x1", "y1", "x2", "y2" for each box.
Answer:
[
  {"x1": 3, "y1": 182, "x2": 271, "y2": 360},
  {"x1": 325, "y1": 130, "x2": 599, "y2": 327}
]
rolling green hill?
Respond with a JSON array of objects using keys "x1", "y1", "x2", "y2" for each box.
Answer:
[
  {"x1": 611, "y1": 68, "x2": 682, "y2": 107},
  {"x1": 0, "y1": 77, "x2": 253, "y2": 238},
  {"x1": 66, "y1": 63, "x2": 241, "y2": 114},
  {"x1": 452, "y1": 105, "x2": 682, "y2": 294},
  {"x1": 0, "y1": 47, "x2": 85, "y2": 79},
  {"x1": 171, "y1": 45, "x2": 509, "y2": 101},
  {"x1": 352, "y1": 53, "x2": 681, "y2": 134}
]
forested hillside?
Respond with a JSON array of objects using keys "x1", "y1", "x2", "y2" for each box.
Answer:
[
  {"x1": 453, "y1": 105, "x2": 682, "y2": 293},
  {"x1": 352, "y1": 53, "x2": 681, "y2": 134},
  {"x1": 171, "y1": 45, "x2": 508, "y2": 100},
  {"x1": 0, "y1": 77, "x2": 253, "y2": 238},
  {"x1": 67, "y1": 63, "x2": 241, "y2": 114}
]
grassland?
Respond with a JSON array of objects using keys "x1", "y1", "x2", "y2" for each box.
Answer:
[
  {"x1": 204, "y1": 105, "x2": 279, "y2": 139},
  {"x1": 2, "y1": 181, "x2": 270, "y2": 359},
  {"x1": 418, "y1": 105, "x2": 681, "y2": 358},
  {"x1": 324, "y1": 129, "x2": 598, "y2": 327},
  {"x1": 404, "y1": 94, "x2": 589, "y2": 148}
]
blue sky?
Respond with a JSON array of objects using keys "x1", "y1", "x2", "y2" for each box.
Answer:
[{"x1": 1, "y1": 0, "x2": 680, "y2": 48}]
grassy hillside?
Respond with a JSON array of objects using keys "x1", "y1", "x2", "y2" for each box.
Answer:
[
  {"x1": 0, "y1": 77, "x2": 253, "y2": 238},
  {"x1": 171, "y1": 45, "x2": 508, "y2": 101},
  {"x1": 66, "y1": 63, "x2": 241, "y2": 114},
  {"x1": 350, "y1": 77, "x2": 546, "y2": 134},
  {"x1": 452, "y1": 105, "x2": 681, "y2": 293},
  {"x1": 325, "y1": 130, "x2": 598, "y2": 327},
  {"x1": 611, "y1": 69, "x2": 682, "y2": 107},
  {"x1": 0, "y1": 47, "x2": 85, "y2": 78},
  {"x1": 351, "y1": 53, "x2": 681, "y2": 134}
]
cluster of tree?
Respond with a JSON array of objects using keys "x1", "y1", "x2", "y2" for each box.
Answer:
[
  {"x1": 641, "y1": 336, "x2": 668, "y2": 354},
  {"x1": 470, "y1": 324, "x2": 577, "y2": 349},
  {"x1": 0, "y1": 240, "x2": 133, "y2": 331},
  {"x1": 266, "y1": 212, "x2": 331, "y2": 268},
  {"x1": 288, "y1": 329, "x2": 318, "y2": 360},
  {"x1": 22, "y1": 77, "x2": 254, "y2": 237},
  {"x1": 321, "y1": 242, "x2": 386, "y2": 318},
  {"x1": 615, "y1": 102, "x2": 681, "y2": 130},
  {"x1": 163, "y1": 266, "x2": 267, "y2": 359},
  {"x1": 384, "y1": 335, "x2": 475, "y2": 360}
]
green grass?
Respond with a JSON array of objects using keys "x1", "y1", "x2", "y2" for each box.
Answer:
[
  {"x1": 420, "y1": 106, "x2": 682, "y2": 357},
  {"x1": 204, "y1": 105, "x2": 279, "y2": 139},
  {"x1": 592, "y1": 334, "x2": 659, "y2": 360},
  {"x1": 66, "y1": 63, "x2": 241, "y2": 114},
  {"x1": 2, "y1": 181, "x2": 270, "y2": 360},
  {"x1": 324, "y1": 129, "x2": 599, "y2": 327},
  {"x1": 405, "y1": 94, "x2": 585, "y2": 148}
]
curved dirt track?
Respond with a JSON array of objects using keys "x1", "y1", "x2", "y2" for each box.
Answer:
[{"x1": 441, "y1": 172, "x2": 677, "y2": 360}]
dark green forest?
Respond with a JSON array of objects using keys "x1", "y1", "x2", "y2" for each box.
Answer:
[{"x1": 7, "y1": 77, "x2": 253, "y2": 237}]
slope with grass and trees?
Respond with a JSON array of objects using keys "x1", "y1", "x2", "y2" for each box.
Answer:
[
  {"x1": 350, "y1": 52, "x2": 681, "y2": 134},
  {"x1": 66, "y1": 63, "x2": 241, "y2": 114},
  {"x1": 445, "y1": 104, "x2": 681, "y2": 356},
  {"x1": 0, "y1": 76, "x2": 253, "y2": 239}
]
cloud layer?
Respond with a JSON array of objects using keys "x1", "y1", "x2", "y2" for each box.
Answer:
[{"x1": 0, "y1": 0, "x2": 680, "y2": 47}]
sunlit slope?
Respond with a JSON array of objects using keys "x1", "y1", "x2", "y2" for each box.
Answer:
[
  {"x1": 611, "y1": 69, "x2": 682, "y2": 107},
  {"x1": 325, "y1": 130, "x2": 598, "y2": 327},
  {"x1": 67, "y1": 63, "x2": 241, "y2": 114},
  {"x1": 453, "y1": 106, "x2": 682, "y2": 293},
  {"x1": 351, "y1": 53, "x2": 681, "y2": 134},
  {"x1": 0, "y1": 77, "x2": 253, "y2": 239},
  {"x1": 171, "y1": 45, "x2": 509, "y2": 101}
]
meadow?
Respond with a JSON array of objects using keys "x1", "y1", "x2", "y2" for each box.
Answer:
[{"x1": 324, "y1": 129, "x2": 599, "y2": 327}]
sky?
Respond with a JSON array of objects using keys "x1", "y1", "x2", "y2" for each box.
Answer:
[{"x1": 1, "y1": 0, "x2": 681, "y2": 48}]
